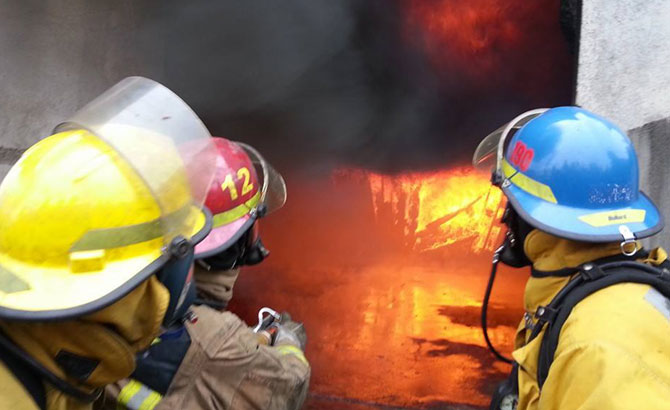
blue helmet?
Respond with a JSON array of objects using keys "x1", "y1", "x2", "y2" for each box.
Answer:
[{"x1": 474, "y1": 106, "x2": 663, "y2": 243}]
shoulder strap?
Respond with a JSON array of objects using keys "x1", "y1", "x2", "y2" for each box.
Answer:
[
  {"x1": 0, "y1": 331, "x2": 101, "y2": 403},
  {"x1": 0, "y1": 339, "x2": 46, "y2": 410},
  {"x1": 531, "y1": 261, "x2": 670, "y2": 389},
  {"x1": 131, "y1": 325, "x2": 191, "y2": 395}
]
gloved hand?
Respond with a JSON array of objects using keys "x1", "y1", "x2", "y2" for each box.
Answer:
[{"x1": 273, "y1": 312, "x2": 307, "y2": 350}]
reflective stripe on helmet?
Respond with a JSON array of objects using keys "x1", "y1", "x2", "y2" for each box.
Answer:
[
  {"x1": 70, "y1": 204, "x2": 194, "y2": 252},
  {"x1": 211, "y1": 190, "x2": 261, "y2": 228},
  {"x1": 501, "y1": 158, "x2": 557, "y2": 204},
  {"x1": 117, "y1": 380, "x2": 162, "y2": 410},
  {"x1": 276, "y1": 344, "x2": 308, "y2": 365},
  {"x1": 578, "y1": 209, "x2": 646, "y2": 227}
]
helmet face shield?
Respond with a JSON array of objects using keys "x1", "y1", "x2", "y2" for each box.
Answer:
[
  {"x1": 472, "y1": 123, "x2": 507, "y2": 172},
  {"x1": 473, "y1": 108, "x2": 548, "y2": 174},
  {"x1": 54, "y1": 77, "x2": 217, "y2": 245},
  {"x1": 238, "y1": 142, "x2": 287, "y2": 215}
]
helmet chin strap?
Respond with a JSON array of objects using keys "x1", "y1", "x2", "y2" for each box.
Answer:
[{"x1": 619, "y1": 225, "x2": 639, "y2": 257}]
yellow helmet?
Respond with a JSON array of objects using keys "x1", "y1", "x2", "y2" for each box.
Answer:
[{"x1": 0, "y1": 77, "x2": 216, "y2": 320}]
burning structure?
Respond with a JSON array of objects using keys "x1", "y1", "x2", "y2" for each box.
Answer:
[{"x1": 362, "y1": 167, "x2": 505, "y2": 253}]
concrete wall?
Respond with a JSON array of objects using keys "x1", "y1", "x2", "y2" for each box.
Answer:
[
  {"x1": 628, "y1": 118, "x2": 670, "y2": 249},
  {"x1": 576, "y1": 0, "x2": 670, "y2": 248},
  {"x1": 577, "y1": 0, "x2": 670, "y2": 130},
  {"x1": 0, "y1": 1, "x2": 163, "y2": 173}
]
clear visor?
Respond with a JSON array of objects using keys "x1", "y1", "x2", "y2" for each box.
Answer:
[
  {"x1": 238, "y1": 142, "x2": 287, "y2": 215},
  {"x1": 54, "y1": 76, "x2": 217, "y2": 243},
  {"x1": 472, "y1": 108, "x2": 549, "y2": 172}
]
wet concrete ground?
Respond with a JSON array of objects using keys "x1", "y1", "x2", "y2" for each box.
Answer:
[{"x1": 229, "y1": 253, "x2": 526, "y2": 409}]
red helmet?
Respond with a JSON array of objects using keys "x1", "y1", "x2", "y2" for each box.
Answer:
[{"x1": 195, "y1": 137, "x2": 286, "y2": 258}]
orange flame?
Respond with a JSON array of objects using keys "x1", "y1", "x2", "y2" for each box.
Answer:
[{"x1": 339, "y1": 166, "x2": 506, "y2": 253}]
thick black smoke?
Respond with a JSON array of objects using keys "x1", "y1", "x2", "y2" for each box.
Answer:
[{"x1": 140, "y1": 0, "x2": 574, "y2": 173}]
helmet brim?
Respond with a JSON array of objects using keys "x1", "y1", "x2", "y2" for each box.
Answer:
[
  {"x1": 504, "y1": 184, "x2": 664, "y2": 242},
  {"x1": 0, "y1": 205, "x2": 211, "y2": 321}
]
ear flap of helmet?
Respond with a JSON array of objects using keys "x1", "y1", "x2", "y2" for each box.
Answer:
[
  {"x1": 198, "y1": 221, "x2": 269, "y2": 269},
  {"x1": 241, "y1": 223, "x2": 269, "y2": 266},
  {"x1": 157, "y1": 238, "x2": 196, "y2": 326}
]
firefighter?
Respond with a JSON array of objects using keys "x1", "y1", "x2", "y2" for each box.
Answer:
[
  {"x1": 105, "y1": 137, "x2": 310, "y2": 410},
  {"x1": 0, "y1": 77, "x2": 217, "y2": 410},
  {"x1": 473, "y1": 106, "x2": 670, "y2": 410}
]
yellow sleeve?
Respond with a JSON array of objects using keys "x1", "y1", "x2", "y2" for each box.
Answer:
[
  {"x1": 539, "y1": 341, "x2": 670, "y2": 410},
  {"x1": 0, "y1": 361, "x2": 40, "y2": 410}
]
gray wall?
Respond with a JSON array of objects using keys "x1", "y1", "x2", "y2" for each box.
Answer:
[
  {"x1": 629, "y1": 118, "x2": 670, "y2": 249},
  {"x1": 577, "y1": 0, "x2": 670, "y2": 130},
  {"x1": 0, "y1": 1, "x2": 163, "y2": 169},
  {"x1": 576, "y1": 0, "x2": 670, "y2": 249}
]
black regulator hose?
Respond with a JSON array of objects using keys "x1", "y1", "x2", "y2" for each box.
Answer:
[{"x1": 481, "y1": 245, "x2": 514, "y2": 364}]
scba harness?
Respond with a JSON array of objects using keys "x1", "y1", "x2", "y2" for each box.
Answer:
[{"x1": 489, "y1": 258, "x2": 670, "y2": 410}]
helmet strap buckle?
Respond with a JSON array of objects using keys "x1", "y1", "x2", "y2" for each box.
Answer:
[
  {"x1": 169, "y1": 236, "x2": 191, "y2": 259},
  {"x1": 255, "y1": 204, "x2": 268, "y2": 218},
  {"x1": 491, "y1": 171, "x2": 504, "y2": 187},
  {"x1": 619, "y1": 225, "x2": 638, "y2": 257}
]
